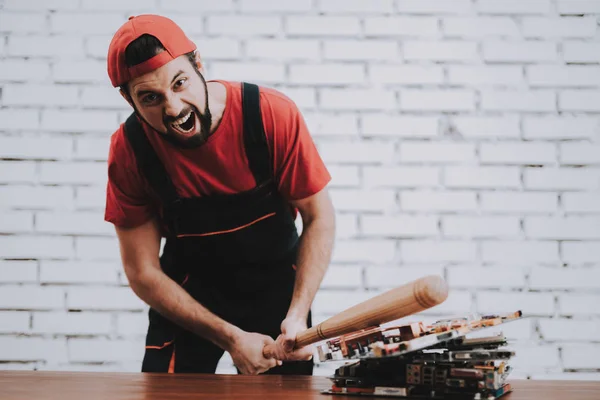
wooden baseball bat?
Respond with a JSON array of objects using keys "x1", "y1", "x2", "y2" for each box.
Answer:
[{"x1": 263, "y1": 275, "x2": 448, "y2": 359}]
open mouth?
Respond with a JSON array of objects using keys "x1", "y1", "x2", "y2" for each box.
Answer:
[{"x1": 170, "y1": 110, "x2": 196, "y2": 135}]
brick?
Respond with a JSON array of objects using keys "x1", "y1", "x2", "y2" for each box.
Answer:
[
  {"x1": 481, "y1": 90, "x2": 555, "y2": 112},
  {"x1": 363, "y1": 166, "x2": 439, "y2": 188},
  {"x1": 404, "y1": 41, "x2": 477, "y2": 62},
  {"x1": 523, "y1": 116, "x2": 599, "y2": 140},
  {"x1": 332, "y1": 240, "x2": 396, "y2": 263},
  {"x1": 443, "y1": 17, "x2": 519, "y2": 37},
  {"x1": 525, "y1": 168, "x2": 600, "y2": 191},
  {"x1": 401, "y1": 241, "x2": 476, "y2": 263},
  {"x1": 287, "y1": 16, "x2": 360, "y2": 36},
  {"x1": 0, "y1": 211, "x2": 34, "y2": 233},
  {"x1": 74, "y1": 137, "x2": 111, "y2": 161},
  {"x1": 560, "y1": 294, "x2": 600, "y2": 316},
  {"x1": 211, "y1": 62, "x2": 284, "y2": 84},
  {"x1": 330, "y1": 189, "x2": 396, "y2": 212},
  {"x1": 0, "y1": 185, "x2": 74, "y2": 209},
  {"x1": 159, "y1": 0, "x2": 234, "y2": 12},
  {"x1": 448, "y1": 66, "x2": 523, "y2": 86},
  {"x1": 396, "y1": 0, "x2": 473, "y2": 14},
  {"x1": 425, "y1": 291, "x2": 472, "y2": 315},
  {"x1": 273, "y1": 87, "x2": 316, "y2": 109},
  {"x1": 76, "y1": 237, "x2": 120, "y2": 260},
  {"x1": 362, "y1": 115, "x2": 438, "y2": 138},
  {"x1": 246, "y1": 39, "x2": 318, "y2": 61},
  {"x1": 563, "y1": 193, "x2": 600, "y2": 212},
  {"x1": 0, "y1": 261, "x2": 37, "y2": 283},
  {"x1": 81, "y1": 86, "x2": 129, "y2": 109},
  {"x1": 0, "y1": 109, "x2": 40, "y2": 130},
  {"x1": 530, "y1": 372, "x2": 600, "y2": 381},
  {"x1": 447, "y1": 266, "x2": 525, "y2": 288},
  {"x1": 187, "y1": 38, "x2": 240, "y2": 60},
  {"x1": 313, "y1": 291, "x2": 374, "y2": 315},
  {"x1": 362, "y1": 215, "x2": 438, "y2": 237},
  {"x1": 445, "y1": 167, "x2": 521, "y2": 189},
  {"x1": 327, "y1": 166, "x2": 360, "y2": 187},
  {"x1": 481, "y1": 241, "x2": 559, "y2": 263},
  {"x1": 400, "y1": 142, "x2": 476, "y2": 164},
  {"x1": 116, "y1": 312, "x2": 148, "y2": 336},
  {"x1": 68, "y1": 338, "x2": 143, "y2": 362},
  {"x1": 0, "y1": 136, "x2": 72, "y2": 160},
  {"x1": 526, "y1": 217, "x2": 600, "y2": 240},
  {"x1": 562, "y1": 345, "x2": 600, "y2": 369},
  {"x1": 477, "y1": 292, "x2": 555, "y2": 316},
  {"x1": 32, "y1": 312, "x2": 112, "y2": 335},
  {"x1": 510, "y1": 345, "x2": 559, "y2": 372},
  {"x1": 303, "y1": 113, "x2": 359, "y2": 137},
  {"x1": 560, "y1": 91, "x2": 600, "y2": 111},
  {"x1": 443, "y1": 216, "x2": 520, "y2": 238},
  {"x1": 480, "y1": 142, "x2": 556, "y2": 165},
  {"x1": 81, "y1": 0, "x2": 148, "y2": 9},
  {"x1": 562, "y1": 242, "x2": 600, "y2": 263},
  {"x1": 483, "y1": 41, "x2": 557, "y2": 62},
  {"x1": 239, "y1": 0, "x2": 310, "y2": 11},
  {"x1": 401, "y1": 191, "x2": 477, "y2": 212},
  {"x1": 0, "y1": 311, "x2": 30, "y2": 333},
  {"x1": 0, "y1": 337, "x2": 67, "y2": 362},
  {"x1": 335, "y1": 214, "x2": 359, "y2": 239},
  {"x1": 0, "y1": 236, "x2": 73, "y2": 259},
  {"x1": 50, "y1": 12, "x2": 124, "y2": 35},
  {"x1": 564, "y1": 42, "x2": 600, "y2": 63},
  {"x1": 289, "y1": 64, "x2": 364, "y2": 85},
  {"x1": 365, "y1": 266, "x2": 445, "y2": 289},
  {"x1": 481, "y1": 192, "x2": 557, "y2": 213},
  {"x1": 3, "y1": 84, "x2": 79, "y2": 107},
  {"x1": 320, "y1": 88, "x2": 396, "y2": 110},
  {"x1": 0, "y1": 60, "x2": 50, "y2": 81},
  {"x1": 494, "y1": 318, "x2": 533, "y2": 340},
  {"x1": 85, "y1": 35, "x2": 111, "y2": 58},
  {"x1": 0, "y1": 286, "x2": 64, "y2": 310},
  {"x1": 53, "y1": 60, "x2": 110, "y2": 83},
  {"x1": 67, "y1": 287, "x2": 146, "y2": 311},
  {"x1": 75, "y1": 186, "x2": 106, "y2": 209},
  {"x1": 558, "y1": 1, "x2": 600, "y2": 14},
  {"x1": 370, "y1": 65, "x2": 443, "y2": 85},
  {"x1": 477, "y1": 0, "x2": 551, "y2": 14},
  {"x1": 0, "y1": 12, "x2": 45, "y2": 33},
  {"x1": 3, "y1": 0, "x2": 78, "y2": 10},
  {"x1": 40, "y1": 162, "x2": 107, "y2": 185},
  {"x1": 450, "y1": 116, "x2": 520, "y2": 138},
  {"x1": 320, "y1": 266, "x2": 363, "y2": 289},
  {"x1": 319, "y1": 0, "x2": 393, "y2": 13},
  {"x1": 0, "y1": 160, "x2": 36, "y2": 183},
  {"x1": 528, "y1": 66, "x2": 600, "y2": 87},
  {"x1": 7, "y1": 36, "x2": 83, "y2": 58},
  {"x1": 324, "y1": 40, "x2": 398, "y2": 61},
  {"x1": 531, "y1": 267, "x2": 600, "y2": 290},
  {"x1": 364, "y1": 17, "x2": 438, "y2": 36},
  {"x1": 402, "y1": 90, "x2": 475, "y2": 111},
  {"x1": 40, "y1": 261, "x2": 119, "y2": 284},
  {"x1": 523, "y1": 17, "x2": 596, "y2": 38},
  {"x1": 318, "y1": 141, "x2": 394, "y2": 164}
]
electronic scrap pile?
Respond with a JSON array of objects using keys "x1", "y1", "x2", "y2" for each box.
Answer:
[{"x1": 319, "y1": 311, "x2": 522, "y2": 399}]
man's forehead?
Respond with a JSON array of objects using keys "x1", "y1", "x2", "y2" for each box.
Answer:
[{"x1": 130, "y1": 55, "x2": 190, "y2": 94}]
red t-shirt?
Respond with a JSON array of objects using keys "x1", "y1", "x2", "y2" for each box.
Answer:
[{"x1": 104, "y1": 80, "x2": 331, "y2": 231}]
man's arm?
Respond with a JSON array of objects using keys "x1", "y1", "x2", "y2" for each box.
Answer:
[
  {"x1": 274, "y1": 186, "x2": 336, "y2": 357},
  {"x1": 115, "y1": 218, "x2": 280, "y2": 374}
]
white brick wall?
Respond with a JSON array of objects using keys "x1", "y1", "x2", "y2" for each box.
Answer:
[{"x1": 1, "y1": 0, "x2": 599, "y2": 379}]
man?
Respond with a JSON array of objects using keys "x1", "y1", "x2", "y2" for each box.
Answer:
[{"x1": 104, "y1": 15, "x2": 335, "y2": 375}]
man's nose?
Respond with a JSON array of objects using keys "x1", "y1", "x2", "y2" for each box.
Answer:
[{"x1": 164, "y1": 95, "x2": 184, "y2": 118}]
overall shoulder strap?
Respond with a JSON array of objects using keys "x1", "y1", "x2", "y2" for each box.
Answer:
[
  {"x1": 123, "y1": 113, "x2": 180, "y2": 207},
  {"x1": 241, "y1": 82, "x2": 272, "y2": 185}
]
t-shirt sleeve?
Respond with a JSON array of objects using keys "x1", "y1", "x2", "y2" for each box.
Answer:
[
  {"x1": 104, "y1": 127, "x2": 157, "y2": 228},
  {"x1": 263, "y1": 90, "x2": 331, "y2": 201}
]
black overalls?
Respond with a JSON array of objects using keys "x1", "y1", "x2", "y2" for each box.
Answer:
[{"x1": 123, "y1": 83, "x2": 313, "y2": 375}]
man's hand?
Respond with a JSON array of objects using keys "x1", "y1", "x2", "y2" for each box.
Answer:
[
  {"x1": 268, "y1": 316, "x2": 314, "y2": 362},
  {"x1": 228, "y1": 331, "x2": 282, "y2": 375}
]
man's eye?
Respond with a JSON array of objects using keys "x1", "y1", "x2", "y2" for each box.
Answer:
[
  {"x1": 174, "y1": 78, "x2": 186, "y2": 89},
  {"x1": 142, "y1": 94, "x2": 158, "y2": 104}
]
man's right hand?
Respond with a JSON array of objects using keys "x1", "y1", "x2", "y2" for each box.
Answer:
[{"x1": 227, "y1": 330, "x2": 282, "y2": 375}]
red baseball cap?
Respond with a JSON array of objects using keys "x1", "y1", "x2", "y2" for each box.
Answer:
[{"x1": 107, "y1": 14, "x2": 196, "y2": 87}]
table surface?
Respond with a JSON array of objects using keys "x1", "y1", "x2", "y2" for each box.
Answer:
[{"x1": 1, "y1": 371, "x2": 599, "y2": 400}]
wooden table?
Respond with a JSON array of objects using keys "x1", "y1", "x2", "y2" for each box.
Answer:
[{"x1": 1, "y1": 372, "x2": 599, "y2": 399}]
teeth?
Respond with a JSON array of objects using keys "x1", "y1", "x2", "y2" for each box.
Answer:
[{"x1": 172, "y1": 111, "x2": 192, "y2": 128}]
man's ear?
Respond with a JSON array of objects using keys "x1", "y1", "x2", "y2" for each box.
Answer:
[
  {"x1": 193, "y1": 51, "x2": 205, "y2": 74},
  {"x1": 119, "y1": 89, "x2": 134, "y2": 108}
]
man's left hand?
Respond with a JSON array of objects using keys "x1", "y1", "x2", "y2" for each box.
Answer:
[{"x1": 269, "y1": 316, "x2": 314, "y2": 361}]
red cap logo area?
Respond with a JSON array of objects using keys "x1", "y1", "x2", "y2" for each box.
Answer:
[{"x1": 107, "y1": 14, "x2": 196, "y2": 87}]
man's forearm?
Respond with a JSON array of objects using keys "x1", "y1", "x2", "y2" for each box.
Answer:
[
  {"x1": 129, "y1": 267, "x2": 242, "y2": 351},
  {"x1": 286, "y1": 214, "x2": 335, "y2": 320}
]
